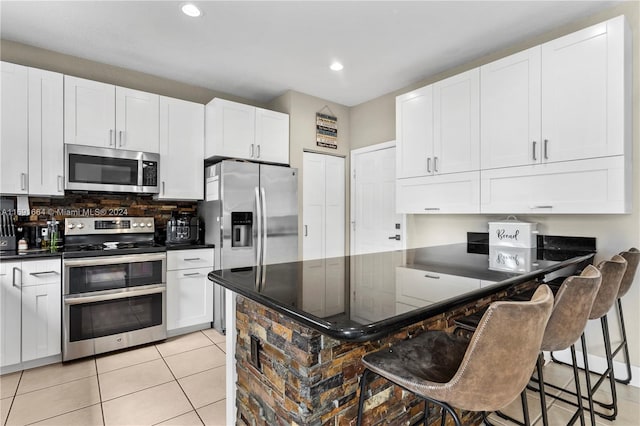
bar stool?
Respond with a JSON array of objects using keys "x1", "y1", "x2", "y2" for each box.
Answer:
[
  {"x1": 548, "y1": 254, "x2": 627, "y2": 423},
  {"x1": 612, "y1": 248, "x2": 639, "y2": 384},
  {"x1": 356, "y1": 285, "x2": 554, "y2": 426}
]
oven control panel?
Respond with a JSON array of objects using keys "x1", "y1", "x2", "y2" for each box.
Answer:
[{"x1": 66, "y1": 217, "x2": 155, "y2": 235}]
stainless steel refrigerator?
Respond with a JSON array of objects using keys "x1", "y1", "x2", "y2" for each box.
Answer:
[{"x1": 200, "y1": 160, "x2": 298, "y2": 332}]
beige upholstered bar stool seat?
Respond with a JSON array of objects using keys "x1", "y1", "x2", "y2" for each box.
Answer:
[{"x1": 356, "y1": 285, "x2": 554, "y2": 426}]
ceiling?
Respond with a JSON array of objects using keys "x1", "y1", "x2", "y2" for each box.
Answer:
[{"x1": 0, "y1": 1, "x2": 623, "y2": 106}]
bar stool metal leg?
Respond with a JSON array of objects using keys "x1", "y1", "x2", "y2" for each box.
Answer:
[
  {"x1": 612, "y1": 298, "x2": 632, "y2": 385},
  {"x1": 580, "y1": 334, "x2": 597, "y2": 426}
]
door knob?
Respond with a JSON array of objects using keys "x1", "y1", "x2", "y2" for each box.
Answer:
[{"x1": 388, "y1": 235, "x2": 400, "y2": 240}]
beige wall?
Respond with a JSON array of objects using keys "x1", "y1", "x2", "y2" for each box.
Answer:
[
  {"x1": 0, "y1": 40, "x2": 261, "y2": 106},
  {"x1": 350, "y1": 2, "x2": 640, "y2": 367},
  {"x1": 269, "y1": 91, "x2": 351, "y2": 259}
]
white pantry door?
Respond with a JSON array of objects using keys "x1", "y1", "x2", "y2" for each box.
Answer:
[{"x1": 351, "y1": 143, "x2": 403, "y2": 255}]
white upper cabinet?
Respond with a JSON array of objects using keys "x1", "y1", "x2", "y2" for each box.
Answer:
[
  {"x1": 481, "y1": 16, "x2": 630, "y2": 169},
  {"x1": 205, "y1": 98, "x2": 289, "y2": 165},
  {"x1": 480, "y1": 48, "x2": 541, "y2": 169},
  {"x1": 541, "y1": 15, "x2": 629, "y2": 162},
  {"x1": 158, "y1": 96, "x2": 204, "y2": 200},
  {"x1": 28, "y1": 68, "x2": 64, "y2": 196},
  {"x1": 64, "y1": 76, "x2": 159, "y2": 153},
  {"x1": 1, "y1": 62, "x2": 29, "y2": 195},
  {"x1": 255, "y1": 108, "x2": 289, "y2": 164},
  {"x1": 433, "y1": 68, "x2": 480, "y2": 174},
  {"x1": 396, "y1": 85, "x2": 433, "y2": 179},
  {"x1": 0, "y1": 62, "x2": 63, "y2": 196},
  {"x1": 396, "y1": 69, "x2": 479, "y2": 180}
]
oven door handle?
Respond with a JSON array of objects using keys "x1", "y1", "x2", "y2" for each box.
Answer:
[
  {"x1": 63, "y1": 252, "x2": 167, "y2": 267},
  {"x1": 64, "y1": 285, "x2": 166, "y2": 305}
]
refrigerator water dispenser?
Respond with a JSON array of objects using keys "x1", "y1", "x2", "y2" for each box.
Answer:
[{"x1": 231, "y1": 212, "x2": 253, "y2": 247}]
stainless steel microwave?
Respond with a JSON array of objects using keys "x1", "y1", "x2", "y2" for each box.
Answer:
[{"x1": 65, "y1": 145, "x2": 160, "y2": 194}]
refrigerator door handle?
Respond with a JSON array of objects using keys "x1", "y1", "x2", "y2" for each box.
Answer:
[
  {"x1": 255, "y1": 186, "x2": 263, "y2": 268},
  {"x1": 260, "y1": 186, "x2": 267, "y2": 286}
]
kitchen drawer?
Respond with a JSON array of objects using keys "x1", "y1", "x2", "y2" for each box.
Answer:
[
  {"x1": 167, "y1": 248, "x2": 214, "y2": 270},
  {"x1": 20, "y1": 259, "x2": 61, "y2": 286},
  {"x1": 396, "y1": 266, "x2": 480, "y2": 306}
]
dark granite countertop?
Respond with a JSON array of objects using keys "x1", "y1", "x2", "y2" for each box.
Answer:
[
  {"x1": 0, "y1": 249, "x2": 63, "y2": 261},
  {"x1": 208, "y1": 243, "x2": 594, "y2": 342}
]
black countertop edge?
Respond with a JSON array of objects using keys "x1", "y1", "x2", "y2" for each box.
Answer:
[
  {"x1": 0, "y1": 250, "x2": 63, "y2": 260},
  {"x1": 165, "y1": 243, "x2": 215, "y2": 251},
  {"x1": 208, "y1": 252, "x2": 594, "y2": 342}
]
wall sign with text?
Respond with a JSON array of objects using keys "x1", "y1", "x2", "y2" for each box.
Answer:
[{"x1": 316, "y1": 113, "x2": 337, "y2": 149}]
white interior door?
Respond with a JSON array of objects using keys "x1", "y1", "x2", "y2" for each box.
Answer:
[{"x1": 351, "y1": 143, "x2": 403, "y2": 255}]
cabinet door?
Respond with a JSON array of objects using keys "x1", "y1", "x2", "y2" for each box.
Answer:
[
  {"x1": 206, "y1": 98, "x2": 255, "y2": 160},
  {"x1": 167, "y1": 268, "x2": 213, "y2": 331},
  {"x1": 433, "y1": 68, "x2": 480, "y2": 174},
  {"x1": 1, "y1": 62, "x2": 29, "y2": 194},
  {"x1": 396, "y1": 172, "x2": 480, "y2": 214},
  {"x1": 158, "y1": 97, "x2": 204, "y2": 200},
  {"x1": 28, "y1": 68, "x2": 64, "y2": 196},
  {"x1": 167, "y1": 249, "x2": 214, "y2": 271},
  {"x1": 115, "y1": 86, "x2": 159, "y2": 153},
  {"x1": 64, "y1": 75, "x2": 115, "y2": 147},
  {"x1": 541, "y1": 16, "x2": 629, "y2": 162},
  {"x1": 481, "y1": 48, "x2": 541, "y2": 169},
  {"x1": 0, "y1": 262, "x2": 22, "y2": 367},
  {"x1": 480, "y1": 156, "x2": 629, "y2": 214},
  {"x1": 255, "y1": 108, "x2": 289, "y2": 164},
  {"x1": 396, "y1": 85, "x2": 433, "y2": 178},
  {"x1": 21, "y1": 282, "x2": 61, "y2": 362}
]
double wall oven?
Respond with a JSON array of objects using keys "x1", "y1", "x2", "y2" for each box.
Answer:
[{"x1": 62, "y1": 217, "x2": 167, "y2": 361}]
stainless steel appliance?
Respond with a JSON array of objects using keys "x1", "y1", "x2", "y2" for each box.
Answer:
[
  {"x1": 166, "y1": 213, "x2": 200, "y2": 245},
  {"x1": 65, "y1": 145, "x2": 160, "y2": 194},
  {"x1": 200, "y1": 160, "x2": 298, "y2": 332},
  {"x1": 62, "y1": 217, "x2": 167, "y2": 361}
]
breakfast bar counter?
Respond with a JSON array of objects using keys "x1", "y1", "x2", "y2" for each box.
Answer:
[{"x1": 209, "y1": 242, "x2": 594, "y2": 425}]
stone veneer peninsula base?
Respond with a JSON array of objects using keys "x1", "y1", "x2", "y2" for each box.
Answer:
[{"x1": 233, "y1": 286, "x2": 529, "y2": 426}]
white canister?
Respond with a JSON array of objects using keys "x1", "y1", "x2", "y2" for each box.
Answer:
[
  {"x1": 489, "y1": 246, "x2": 538, "y2": 273},
  {"x1": 488, "y1": 219, "x2": 538, "y2": 248}
]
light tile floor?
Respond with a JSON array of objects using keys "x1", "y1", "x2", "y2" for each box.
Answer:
[
  {"x1": 2, "y1": 331, "x2": 639, "y2": 425},
  {"x1": 0, "y1": 329, "x2": 227, "y2": 426}
]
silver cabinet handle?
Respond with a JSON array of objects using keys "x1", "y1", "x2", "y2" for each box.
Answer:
[
  {"x1": 109, "y1": 129, "x2": 114, "y2": 146},
  {"x1": 250, "y1": 144, "x2": 254, "y2": 158},
  {"x1": 424, "y1": 207, "x2": 440, "y2": 211},
  {"x1": 57, "y1": 176, "x2": 63, "y2": 193},
  {"x1": 434, "y1": 156, "x2": 439, "y2": 173},
  {"x1": 12, "y1": 267, "x2": 21, "y2": 288},
  {"x1": 530, "y1": 205, "x2": 553, "y2": 209},
  {"x1": 532, "y1": 141, "x2": 537, "y2": 161},
  {"x1": 388, "y1": 235, "x2": 400, "y2": 240},
  {"x1": 29, "y1": 271, "x2": 59, "y2": 277},
  {"x1": 424, "y1": 274, "x2": 440, "y2": 279},
  {"x1": 183, "y1": 272, "x2": 201, "y2": 277},
  {"x1": 426, "y1": 157, "x2": 431, "y2": 174},
  {"x1": 119, "y1": 131, "x2": 123, "y2": 147},
  {"x1": 162, "y1": 181, "x2": 166, "y2": 195},
  {"x1": 183, "y1": 258, "x2": 201, "y2": 261},
  {"x1": 304, "y1": 225, "x2": 308, "y2": 237},
  {"x1": 256, "y1": 145, "x2": 261, "y2": 158},
  {"x1": 544, "y1": 139, "x2": 549, "y2": 160},
  {"x1": 20, "y1": 173, "x2": 27, "y2": 191}
]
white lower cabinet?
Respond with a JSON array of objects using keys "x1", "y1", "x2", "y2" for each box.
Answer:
[
  {"x1": 395, "y1": 266, "x2": 480, "y2": 311},
  {"x1": 480, "y1": 156, "x2": 630, "y2": 214},
  {"x1": 0, "y1": 259, "x2": 61, "y2": 370},
  {"x1": 396, "y1": 171, "x2": 480, "y2": 214},
  {"x1": 167, "y1": 249, "x2": 214, "y2": 335}
]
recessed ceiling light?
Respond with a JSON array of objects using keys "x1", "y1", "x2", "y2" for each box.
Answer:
[
  {"x1": 330, "y1": 62, "x2": 344, "y2": 71},
  {"x1": 181, "y1": 3, "x2": 202, "y2": 17}
]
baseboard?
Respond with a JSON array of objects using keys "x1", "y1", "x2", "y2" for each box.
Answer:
[
  {"x1": 166, "y1": 322, "x2": 212, "y2": 338},
  {"x1": 547, "y1": 349, "x2": 640, "y2": 388},
  {"x1": 1, "y1": 354, "x2": 62, "y2": 375}
]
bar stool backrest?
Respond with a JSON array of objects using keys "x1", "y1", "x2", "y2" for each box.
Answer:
[
  {"x1": 441, "y1": 285, "x2": 554, "y2": 412},
  {"x1": 617, "y1": 248, "x2": 639, "y2": 299},
  {"x1": 541, "y1": 265, "x2": 601, "y2": 352},
  {"x1": 590, "y1": 255, "x2": 627, "y2": 320}
]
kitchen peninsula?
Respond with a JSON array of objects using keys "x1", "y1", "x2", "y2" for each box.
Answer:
[{"x1": 209, "y1": 240, "x2": 594, "y2": 425}]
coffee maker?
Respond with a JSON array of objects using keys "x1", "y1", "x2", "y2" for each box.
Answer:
[{"x1": 166, "y1": 213, "x2": 200, "y2": 245}]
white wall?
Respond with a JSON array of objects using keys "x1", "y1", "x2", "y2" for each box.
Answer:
[{"x1": 350, "y1": 2, "x2": 640, "y2": 367}]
